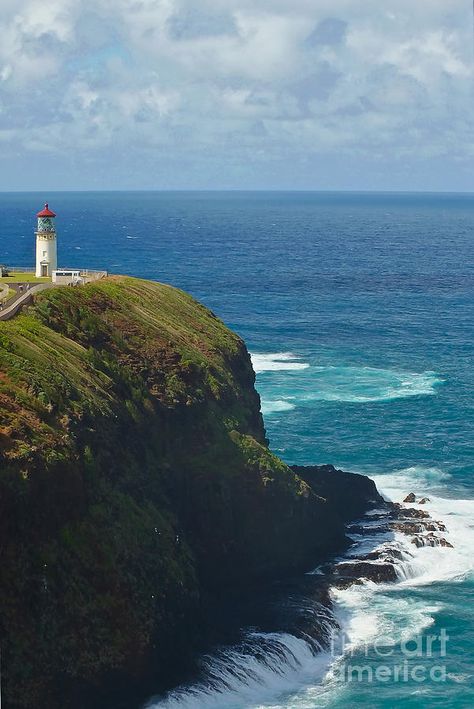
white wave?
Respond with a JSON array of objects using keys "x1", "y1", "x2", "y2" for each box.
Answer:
[
  {"x1": 261, "y1": 400, "x2": 296, "y2": 415},
  {"x1": 407, "y1": 500, "x2": 471, "y2": 587},
  {"x1": 371, "y1": 466, "x2": 452, "y2": 497},
  {"x1": 251, "y1": 353, "x2": 310, "y2": 373},
  {"x1": 371, "y1": 469, "x2": 474, "y2": 587},
  {"x1": 253, "y1": 359, "x2": 443, "y2": 407},
  {"x1": 332, "y1": 465, "x2": 474, "y2": 667},
  {"x1": 332, "y1": 584, "x2": 442, "y2": 652},
  {"x1": 447, "y1": 673, "x2": 471, "y2": 683},
  {"x1": 146, "y1": 633, "x2": 332, "y2": 709},
  {"x1": 303, "y1": 366, "x2": 443, "y2": 403}
]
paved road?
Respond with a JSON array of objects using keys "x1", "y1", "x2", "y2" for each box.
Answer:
[{"x1": 0, "y1": 283, "x2": 55, "y2": 321}]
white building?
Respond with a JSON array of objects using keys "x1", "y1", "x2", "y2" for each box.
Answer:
[
  {"x1": 35, "y1": 203, "x2": 57, "y2": 277},
  {"x1": 52, "y1": 269, "x2": 82, "y2": 285}
]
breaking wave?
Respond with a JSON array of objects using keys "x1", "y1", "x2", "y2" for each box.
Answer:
[
  {"x1": 303, "y1": 366, "x2": 443, "y2": 403},
  {"x1": 253, "y1": 356, "x2": 443, "y2": 414},
  {"x1": 251, "y1": 353, "x2": 310, "y2": 373},
  {"x1": 261, "y1": 399, "x2": 296, "y2": 415},
  {"x1": 146, "y1": 628, "x2": 336, "y2": 709}
]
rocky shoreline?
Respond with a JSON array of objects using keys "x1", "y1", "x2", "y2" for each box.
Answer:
[
  {"x1": 331, "y1": 493, "x2": 453, "y2": 588},
  {"x1": 147, "y1": 472, "x2": 455, "y2": 708},
  {"x1": 289, "y1": 466, "x2": 454, "y2": 589}
]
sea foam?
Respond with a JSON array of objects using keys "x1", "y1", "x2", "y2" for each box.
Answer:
[
  {"x1": 301, "y1": 366, "x2": 442, "y2": 403},
  {"x1": 252, "y1": 356, "x2": 443, "y2": 413},
  {"x1": 371, "y1": 468, "x2": 474, "y2": 587},
  {"x1": 251, "y1": 352, "x2": 310, "y2": 373},
  {"x1": 332, "y1": 465, "x2": 474, "y2": 664},
  {"x1": 146, "y1": 633, "x2": 332, "y2": 709},
  {"x1": 261, "y1": 399, "x2": 296, "y2": 415}
]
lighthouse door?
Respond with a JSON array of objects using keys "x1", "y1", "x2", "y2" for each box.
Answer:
[{"x1": 41, "y1": 264, "x2": 48, "y2": 277}]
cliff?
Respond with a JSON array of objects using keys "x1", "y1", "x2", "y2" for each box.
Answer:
[{"x1": 0, "y1": 277, "x2": 381, "y2": 708}]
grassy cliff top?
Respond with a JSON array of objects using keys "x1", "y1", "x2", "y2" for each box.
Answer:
[{"x1": 0, "y1": 276, "x2": 261, "y2": 466}]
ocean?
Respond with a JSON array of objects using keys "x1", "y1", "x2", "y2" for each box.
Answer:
[{"x1": 2, "y1": 191, "x2": 473, "y2": 708}]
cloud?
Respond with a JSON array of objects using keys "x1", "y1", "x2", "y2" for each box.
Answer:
[
  {"x1": 306, "y1": 18, "x2": 348, "y2": 47},
  {"x1": 0, "y1": 0, "x2": 473, "y2": 189}
]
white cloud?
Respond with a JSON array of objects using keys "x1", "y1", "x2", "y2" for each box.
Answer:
[{"x1": 0, "y1": 0, "x2": 473, "y2": 189}]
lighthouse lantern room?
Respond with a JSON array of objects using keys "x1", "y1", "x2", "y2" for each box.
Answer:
[{"x1": 35, "y1": 203, "x2": 57, "y2": 277}]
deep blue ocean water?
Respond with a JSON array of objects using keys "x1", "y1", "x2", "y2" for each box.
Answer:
[{"x1": 2, "y1": 191, "x2": 473, "y2": 708}]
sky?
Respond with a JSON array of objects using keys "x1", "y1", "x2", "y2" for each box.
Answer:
[{"x1": 1, "y1": 0, "x2": 473, "y2": 191}]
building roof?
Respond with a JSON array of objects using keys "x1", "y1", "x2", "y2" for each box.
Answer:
[{"x1": 37, "y1": 203, "x2": 56, "y2": 218}]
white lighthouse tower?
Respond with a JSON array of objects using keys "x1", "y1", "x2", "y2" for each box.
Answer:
[{"x1": 35, "y1": 203, "x2": 57, "y2": 277}]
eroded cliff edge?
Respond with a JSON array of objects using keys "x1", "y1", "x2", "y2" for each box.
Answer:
[{"x1": 0, "y1": 277, "x2": 381, "y2": 708}]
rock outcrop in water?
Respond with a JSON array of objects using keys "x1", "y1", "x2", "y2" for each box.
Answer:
[
  {"x1": 339, "y1": 496, "x2": 454, "y2": 587},
  {"x1": 0, "y1": 277, "x2": 383, "y2": 709},
  {"x1": 292, "y1": 464, "x2": 383, "y2": 522}
]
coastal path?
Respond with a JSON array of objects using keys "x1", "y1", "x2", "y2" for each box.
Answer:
[{"x1": 0, "y1": 283, "x2": 55, "y2": 321}]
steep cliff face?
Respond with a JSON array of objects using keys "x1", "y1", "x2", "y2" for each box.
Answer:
[{"x1": 0, "y1": 278, "x2": 379, "y2": 709}]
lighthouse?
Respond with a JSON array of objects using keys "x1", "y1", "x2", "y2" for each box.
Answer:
[{"x1": 35, "y1": 203, "x2": 57, "y2": 277}]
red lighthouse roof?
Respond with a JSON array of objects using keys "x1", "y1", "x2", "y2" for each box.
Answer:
[{"x1": 37, "y1": 203, "x2": 56, "y2": 218}]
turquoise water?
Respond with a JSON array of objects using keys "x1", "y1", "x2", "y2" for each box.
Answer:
[{"x1": 2, "y1": 191, "x2": 473, "y2": 708}]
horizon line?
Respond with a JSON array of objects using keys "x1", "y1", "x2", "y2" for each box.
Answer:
[{"x1": 1, "y1": 188, "x2": 474, "y2": 195}]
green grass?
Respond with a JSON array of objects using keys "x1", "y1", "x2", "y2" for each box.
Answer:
[
  {"x1": 0, "y1": 286, "x2": 16, "y2": 304},
  {"x1": 6, "y1": 272, "x2": 51, "y2": 283},
  {"x1": 0, "y1": 276, "x2": 254, "y2": 461}
]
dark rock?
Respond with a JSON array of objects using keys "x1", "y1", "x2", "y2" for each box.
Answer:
[
  {"x1": 291, "y1": 464, "x2": 386, "y2": 523},
  {"x1": 411, "y1": 536, "x2": 429, "y2": 548},
  {"x1": 395, "y1": 506, "x2": 430, "y2": 519},
  {"x1": 440, "y1": 538, "x2": 454, "y2": 548},
  {"x1": 334, "y1": 561, "x2": 398, "y2": 584},
  {"x1": 411, "y1": 535, "x2": 453, "y2": 549},
  {"x1": 418, "y1": 497, "x2": 431, "y2": 505},
  {"x1": 347, "y1": 524, "x2": 389, "y2": 536},
  {"x1": 404, "y1": 493, "x2": 416, "y2": 503},
  {"x1": 332, "y1": 577, "x2": 364, "y2": 589},
  {"x1": 426, "y1": 521, "x2": 447, "y2": 532},
  {"x1": 361, "y1": 547, "x2": 406, "y2": 562},
  {"x1": 390, "y1": 522, "x2": 426, "y2": 535},
  {"x1": 390, "y1": 519, "x2": 447, "y2": 535}
]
